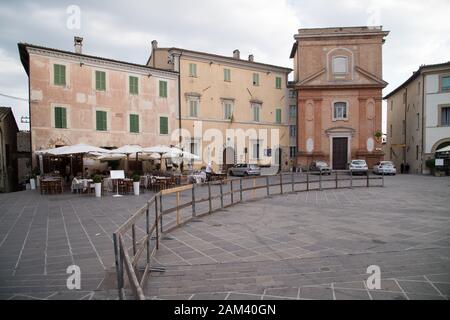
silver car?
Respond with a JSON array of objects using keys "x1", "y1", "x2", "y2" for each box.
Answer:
[
  {"x1": 228, "y1": 164, "x2": 261, "y2": 176},
  {"x1": 373, "y1": 161, "x2": 396, "y2": 175},
  {"x1": 349, "y1": 159, "x2": 368, "y2": 175}
]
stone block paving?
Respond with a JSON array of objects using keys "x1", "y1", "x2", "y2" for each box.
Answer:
[{"x1": 0, "y1": 174, "x2": 449, "y2": 300}]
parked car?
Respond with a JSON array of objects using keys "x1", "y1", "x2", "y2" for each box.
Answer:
[
  {"x1": 373, "y1": 161, "x2": 396, "y2": 175},
  {"x1": 348, "y1": 159, "x2": 368, "y2": 175},
  {"x1": 228, "y1": 164, "x2": 261, "y2": 176},
  {"x1": 309, "y1": 161, "x2": 331, "y2": 175}
]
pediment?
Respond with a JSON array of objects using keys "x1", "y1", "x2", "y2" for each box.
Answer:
[{"x1": 325, "y1": 126, "x2": 356, "y2": 136}]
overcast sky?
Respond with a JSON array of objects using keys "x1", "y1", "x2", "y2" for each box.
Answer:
[{"x1": 1, "y1": 0, "x2": 449, "y2": 131}]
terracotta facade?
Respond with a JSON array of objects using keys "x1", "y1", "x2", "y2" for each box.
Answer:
[{"x1": 290, "y1": 27, "x2": 389, "y2": 169}]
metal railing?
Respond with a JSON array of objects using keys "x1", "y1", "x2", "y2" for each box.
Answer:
[{"x1": 112, "y1": 170, "x2": 384, "y2": 300}]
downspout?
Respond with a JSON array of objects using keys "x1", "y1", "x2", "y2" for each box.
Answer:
[
  {"x1": 178, "y1": 52, "x2": 183, "y2": 146},
  {"x1": 421, "y1": 73, "x2": 425, "y2": 173},
  {"x1": 404, "y1": 88, "x2": 407, "y2": 166}
]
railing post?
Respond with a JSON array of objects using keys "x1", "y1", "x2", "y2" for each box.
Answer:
[
  {"x1": 240, "y1": 178, "x2": 243, "y2": 202},
  {"x1": 266, "y1": 176, "x2": 270, "y2": 196},
  {"x1": 366, "y1": 170, "x2": 369, "y2": 187},
  {"x1": 382, "y1": 170, "x2": 385, "y2": 187},
  {"x1": 208, "y1": 183, "x2": 212, "y2": 213},
  {"x1": 113, "y1": 233, "x2": 124, "y2": 300},
  {"x1": 252, "y1": 177, "x2": 256, "y2": 199},
  {"x1": 306, "y1": 171, "x2": 309, "y2": 191},
  {"x1": 176, "y1": 191, "x2": 180, "y2": 225},
  {"x1": 131, "y1": 224, "x2": 137, "y2": 256},
  {"x1": 291, "y1": 172, "x2": 295, "y2": 192},
  {"x1": 159, "y1": 194, "x2": 163, "y2": 233},
  {"x1": 155, "y1": 197, "x2": 159, "y2": 250},
  {"x1": 230, "y1": 180, "x2": 234, "y2": 204},
  {"x1": 280, "y1": 173, "x2": 283, "y2": 194},
  {"x1": 146, "y1": 204, "x2": 150, "y2": 264},
  {"x1": 319, "y1": 171, "x2": 322, "y2": 191},
  {"x1": 335, "y1": 171, "x2": 338, "y2": 189},
  {"x1": 350, "y1": 171, "x2": 353, "y2": 189},
  {"x1": 219, "y1": 182, "x2": 224, "y2": 208},
  {"x1": 192, "y1": 184, "x2": 196, "y2": 217}
]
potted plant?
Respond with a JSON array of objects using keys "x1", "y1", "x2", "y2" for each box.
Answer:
[
  {"x1": 93, "y1": 175, "x2": 102, "y2": 197},
  {"x1": 374, "y1": 131, "x2": 382, "y2": 143},
  {"x1": 29, "y1": 172, "x2": 37, "y2": 190},
  {"x1": 31, "y1": 167, "x2": 41, "y2": 188},
  {"x1": 425, "y1": 158, "x2": 436, "y2": 175},
  {"x1": 132, "y1": 174, "x2": 140, "y2": 196}
]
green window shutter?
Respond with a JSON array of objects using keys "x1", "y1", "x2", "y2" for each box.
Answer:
[
  {"x1": 159, "y1": 81, "x2": 167, "y2": 97},
  {"x1": 54, "y1": 107, "x2": 67, "y2": 128},
  {"x1": 129, "y1": 76, "x2": 138, "y2": 94},
  {"x1": 189, "y1": 100, "x2": 197, "y2": 117},
  {"x1": 96, "y1": 71, "x2": 106, "y2": 91},
  {"x1": 159, "y1": 116, "x2": 168, "y2": 134},
  {"x1": 276, "y1": 109, "x2": 281, "y2": 123},
  {"x1": 276, "y1": 77, "x2": 282, "y2": 89},
  {"x1": 189, "y1": 63, "x2": 197, "y2": 77},
  {"x1": 130, "y1": 114, "x2": 139, "y2": 133},
  {"x1": 224, "y1": 69, "x2": 231, "y2": 81},
  {"x1": 60, "y1": 107, "x2": 67, "y2": 128},
  {"x1": 54, "y1": 64, "x2": 66, "y2": 86},
  {"x1": 96, "y1": 111, "x2": 107, "y2": 131}
]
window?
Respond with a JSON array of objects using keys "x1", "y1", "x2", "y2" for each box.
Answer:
[
  {"x1": 159, "y1": 116, "x2": 168, "y2": 134},
  {"x1": 223, "y1": 100, "x2": 233, "y2": 120},
  {"x1": 275, "y1": 108, "x2": 282, "y2": 123},
  {"x1": 441, "y1": 106, "x2": 450, "y2": 126},
  {"x1": 189, "y1": 99, "x2": 198, "y2": 118},
  {"x1": 289, "y1": 105, "x2": 297, "y2": 118},
  {"x1": 290, "y1": 125, "x2": 297, "y2": 137},
  {"x1": 189, "y1": 63, "x2": 197, "y2": 77},
  {"x1": 190, "y1": 141, "x2": 199, "y2": 157},
  {"x1": 159, "y1": 80, "x2": 168, "y2": 98},
  {"x1": 289, "y1": 90, "x2": 296, "y2": 99},
  {"x1": 224, "y1": 68, "x2": 231, "y2": 82},
  {"x1": 441, "y1": 76, "x2": 450, "y2": 91},
  {"x1": 95, "y1": 71, "x2": 106, "y2": 91},
  {"x1": 54, "y1": 107, "x2": 67, "y2": 128},
  {"x1": 53, "y1": 64, "x2": 66, "y2": 86},
  {"x1": 252, "y1": 141, "x2": 260, "y2": 160},
  {"x1": 252, "y1": 103, "x2": 261, "y2": 122},
  {"x1": 289, "y1": 146, "x2": 297, "y2": 158},
  {"x1": 332, "y1": 56, "x2": 348, "y2": 74},
  {"x1": 253, "y1": 73, "x2": 259, "y2": 86},
  {"x1": 130, "y1": 114, "x2": 139, "y2": 133},
  {"x1": 275, "y1": 77, "x2": 282, "y2": 89},
  {"x1": 129, "y1": 76, "x2": 138, "y2": 95},
  {"x1": 96, "y1": 110, "x2": 107, "y2": 131},
  {"x1": 333, "y1": 102, "x2": 348, "y2": 120}
]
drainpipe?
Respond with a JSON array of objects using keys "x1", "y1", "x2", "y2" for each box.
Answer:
[
  {"x1": 421, "y1": 73, "x2": 425, "y2": 173},
  {"x1": 177, "y1": 52, "x2": 183, "y2": 145},
  {"x1": 404, "y1": 88, "x2": 407, "y2": 166}
]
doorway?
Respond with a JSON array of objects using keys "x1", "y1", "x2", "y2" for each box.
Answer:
[{"x1": 332, "y1": 137, "x2": 348, "y2": 170}]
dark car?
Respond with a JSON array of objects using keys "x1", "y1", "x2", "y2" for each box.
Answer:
[
  {"x1": 309, "y1": 161, "x2": 331, "y2": 175},
  {"x1": 228, "y1": 164, "x2": 261, "y2": 176}
]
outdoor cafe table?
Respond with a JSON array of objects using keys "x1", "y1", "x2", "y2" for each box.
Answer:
[{"x1": 40, "y1": 177, "x2": 64, "y2": 194}]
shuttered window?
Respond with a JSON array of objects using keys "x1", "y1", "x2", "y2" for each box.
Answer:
[
  {"x1": 275, "y1": 108, "x2": 282, "y2": 123},
  {"x1": 252, "y1": 103, "x2": 261, "y2": 122},
  {"x1": 253, "y1": 73, "x2": 259, "y2": 86},
  {"x1": 159, "y1": 80, "x2": 167, "y2": 97},
  {"x1": 96, "y1": 111, "x2": 107, "y2": 131},
  {"x1": 189, "y1": 63, "x2": 197, "y2": 77},
  {"x1": 275, "y1": 76, "x2": 282, "y2": 89},
  {"x1": 54, "y1": 107, "x2": 67, "y2": 128},
  {"x1": 224, "y1": 101, "x2": 233, "y2": 120},
  {"x1": 95, "y1": 71, "x2": 106, "y2": 91},
  {"x1": 54, "y1": 64, "x2": 66, "y2": 86},
  {"x1": 130, "y1": 114, "x2": 139, "y2": 133},
  {"x1": 224, "y1": 68, "x2": 231, "y2": 82},
  {"x1": 129, "y1": 76, "x2": 138, "y2": 94},
  {"x1": 189, "y1": 100, "x2": 198, "y2": 118},
  {"x1": 159, "y1": 116, "x2": 168, "y2": 134}
]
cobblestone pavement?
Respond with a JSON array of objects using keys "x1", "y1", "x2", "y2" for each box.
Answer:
[{"x1": 0, "y1": 174, "x2": 449, "y2": 300}]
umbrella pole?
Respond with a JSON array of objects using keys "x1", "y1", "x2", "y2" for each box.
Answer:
[
  {"x1": 136, "y1": 152, "x2": 139, "y2": 173},
  {"x1": 126, "y1": 154, "x2": 130, "y2": 176}
]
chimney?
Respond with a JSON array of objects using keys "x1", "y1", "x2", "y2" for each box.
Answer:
[
  {"x1": 74, "y1": 36, "x2": 83, "y2": 54},
  {"x1": 233, "y1": 49, "x2": 240, "y2": 59},
  {"x1": 248, "y1": 54, "x2": 254, "y2": 62},
  {"x1": 151, "y1": 40, "x2": 158, "y2": 50}
]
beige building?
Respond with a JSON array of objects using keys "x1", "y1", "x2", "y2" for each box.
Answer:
[
  {"x1": 19, "y1": 37, "x2": 179, "y2": 172},
  {"x1": 290, "y1": 26, "x2": 389, "y2": 170},
  {"x1": 148, "y1": 42, "x2": 292, "y2": 172},
  {"x1": 384, "y1": 62, "x2": 450, "y2": 174}
]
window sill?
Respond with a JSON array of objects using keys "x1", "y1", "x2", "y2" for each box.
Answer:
[{"x1": 332, "y1": 118, "x2": 349, "y2": 122}]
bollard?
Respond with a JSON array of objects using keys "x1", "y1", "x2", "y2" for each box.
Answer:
[
  {"x1": 192, "y1": 184, "x2": 197, "y2": 217},
  {"x1": 319, "y1": 171, "x2": 322, "y2": 191},
  {"x1": 291, "y1": 173, "x2": 295, "y2": 192},
  {"x1": 219, "y1": 182, "x2": 224, "y2": 208},
  {"x1": 240, "y1": 178, "x2": 243, "y2": 202},
  {"x1": 266, "y1": 176, "x2": 270, "y2": 196},
  {"x1": 350, "y1": 170, "x2": 353, "y2": 189},
  {"x1": 208, "y1": 183, "x2": 212, "y2": 213},
  {"x1": 280, "y1": 173, "x2": 283, "y2": 194},
  {"x1": 155, "y1": 197, "x2": 159, "y2": 249},
  {"x1": 366, "y1": 170, "x2": 369, "y2": 187},
  {"x1": 306, "y1": 171, "x2": 309, "y2": 191},
  {"x1": 335, "y1": 171, "x2": 338, "y2": 189}
]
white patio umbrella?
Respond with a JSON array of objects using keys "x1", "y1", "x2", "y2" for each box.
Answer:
[
  {"x1": 142, "y1": 145, "x2": 182, "y2": 171},
  {"x1": 108, "y1": 145, "x2": 143, "y2": 173},
  {"x1": 436, "y1": 145, "x2": 450, "y2": 153},
  {"x1": 46, "y1": 143, "x2": 111, "y2": 156}
]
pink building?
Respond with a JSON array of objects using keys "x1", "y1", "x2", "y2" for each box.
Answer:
[{"x1": 18, "y1": 37, "x2": 179, "y2": 171}]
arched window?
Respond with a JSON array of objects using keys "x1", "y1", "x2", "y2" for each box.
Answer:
[
  {"x1": 332, "y1": 56, "x2": 348, "y2": 74},
  {"x1": 333, "y1": 102, "x2": 348, "y2": 120}
]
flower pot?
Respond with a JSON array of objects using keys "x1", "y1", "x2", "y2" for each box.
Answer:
[
  {"x1": 133, "y1": 181, "x2": 140, "y2": 196},
  {"x1": 30, "y1": 178, "x2": 36, "y2": 190},
  {"x1": 95, "y1": 182, "x2": 102, "y2": 197},
  {"x1": 36, "y1": 175, "x2": 40, "y2": 187}
]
